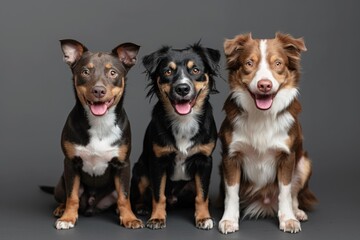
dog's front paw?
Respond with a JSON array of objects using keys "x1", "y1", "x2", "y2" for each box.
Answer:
[
  {"x1": 55, "y1": 218, "x2": 76, "y2": 230},
  {"x1": 146, "y1": 218, "x2": 166, "y2": 229},
  {"x1": 218, "y1": 219, "x2": 239, "y2": 234},
  {"x1": 279, "y1": 219, "x2": 301, "y2": 233},
  {"x1": 53, "y1": 204, "x2": 65, "y2": 217},
  {"x1": 295, "y1": 209, "x2": 308, "y2": 221},
  {"x1": 121, "y1": 217, "x2": 144, "y2": 229},
  {"x1": 196, "y1": 218, "x2": 214, "y2": 230}
]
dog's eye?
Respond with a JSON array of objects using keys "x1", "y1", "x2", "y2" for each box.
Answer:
[
  {"x1": 191, "y1": 67, "x2": 200, "y2": 75},
  {"x1": 81, "y1": 69, "x2": 90, "y2": 76},
  {"x1": 164, "y1": 69, "x2": 172, "y2": 76},
  {"x1": 275, "y1": 60, "x2": 282, "y2": 67},
  {"x1": 109, "y1": 70, "x2": 118, "y2": 78},
  {"x1": 245, "y1": 59, "x2": 254, "y2": 67}
]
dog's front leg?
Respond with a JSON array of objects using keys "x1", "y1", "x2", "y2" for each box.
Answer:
[
  {"x1": 112, "y1": 144, "x2": 144, "y2": 229},
  {"x1": 194, "y1": 154, "x2": 213, "y2": 230},
  {"x1": 55, "y1": 157, "x2": 81, "y2": 230},
  {"x1": 278, "y1": 152, "x2": 301, "y2": 233},
  {"x1": 147, "y1": 171, "x2": 167, "y2": 230},
  {"x1": 218, "y1": 154, "x2": 241, "y2": 234}
]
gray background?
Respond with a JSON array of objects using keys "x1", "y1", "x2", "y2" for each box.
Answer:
[{"x1": 1, "y1": 0, "x2": 359, "y2": 239}]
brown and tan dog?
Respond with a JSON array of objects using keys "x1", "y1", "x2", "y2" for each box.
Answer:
[{"x1": 218, "y1": 33, "x2": 317, "y2": 234}]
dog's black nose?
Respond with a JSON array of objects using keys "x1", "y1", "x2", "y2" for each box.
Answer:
[
  {"x1": 175, "y1": 84, "x2": 190, "y2": 96},
  {"x1": 92, "y1": 86, "x2": 107, "y2": 98}
]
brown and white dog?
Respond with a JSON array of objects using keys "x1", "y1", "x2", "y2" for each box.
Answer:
[{"x1": 218, "y1": 33, "x2": 316, "y2": 234}]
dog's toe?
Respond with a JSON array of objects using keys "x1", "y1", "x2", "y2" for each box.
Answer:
[
  {"x1": 279, "y1": 219, "x2": 301, "y2": 233},
  {"x1": 218, "y1": 219, "x2": 239, "y2": 234},
  {"x1": 122, "y1": 218, "x2": 144, "y2": 229},
  {"x1": 196, "y1": 218, "x2": 214, "y2": 230},
  {"x1": 55, "y1": 219, "x2": 75, "y2": 230},
  {"x1": 146, "y1": 218, "x2": 166, "y2": 230},
  {"x1": 295, "y1": 209, "x2": 308, "y2": 221},
  {"x1": 53, "y1": 204, "x2": 65, "y2": 217}
]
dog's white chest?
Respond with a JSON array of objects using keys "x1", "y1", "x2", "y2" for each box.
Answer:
[
  {"x1": 75, "y1": 111, "x2": 122, "y2": 176},
  {"x1": 242, "y1": 148, "x2": 277, "y2": 190},
  {"x1": 229, "y1": 111, "x2": 294, "y2": 189},
  {"x1": 169, "y1": 114, "x2": 199, "y2": 181}
]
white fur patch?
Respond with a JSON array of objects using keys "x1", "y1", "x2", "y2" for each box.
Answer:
[
  {"x1": 55, "y1": 219, "x2": 75, "y2": 230},
  {"x1": 278, "y1": 183, "x2": 298, "y2": 231},
  {"x1": 230, "y1": 90, "x2": 294, "y2": 155},
  {"x1": 219, "y1": 183, "x2": 240, "y2": 234},
  {"x1": 249, "y1": 40, "x2": 280, "y2": 93},
  {"x1": 75, "y1": 108, "x2": 122, "y2": 176},
  {"x1": 167, "y1": 107, "x2": 200, "y2": 181},
  {"x1": 241, "y1": 149, "x2": 277, "y2": 192}
]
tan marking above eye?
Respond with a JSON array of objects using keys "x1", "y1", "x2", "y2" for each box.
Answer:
[
  {"x1": 87, "y1": 63, "x2": 94, "y2": 69},
  {"x1": 187, "y1": 60, "x2": 195, "y2": 69},
  {"x1": 169, "y1": 61, "x2": 177, "y2": 70},
  {"x1": 105, "y1": 63, "x2": 112, "y2": 69}
]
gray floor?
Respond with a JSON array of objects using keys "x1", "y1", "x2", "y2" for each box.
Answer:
[{"x1": 1, "y1": 0, "x2": 360, "y2": 239}]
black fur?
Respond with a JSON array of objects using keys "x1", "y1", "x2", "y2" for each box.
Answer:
[{"x1": 131, "y1": 44, "x2": 220, "y2": 229}]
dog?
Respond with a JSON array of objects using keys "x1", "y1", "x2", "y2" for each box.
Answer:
[
  {"x1": 49, "y1": 39, "x2": 143, "y2": 230},
  {"x1": 218, "y1": 33, "x2": 317, "y2": 234},
  {"x1": 130, "y1": 43, "x2": 220, "y2": 230}
]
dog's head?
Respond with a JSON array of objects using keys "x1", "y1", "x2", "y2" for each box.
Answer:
[
  {"x1": 224, "y1": 33, "x2": 306, "y2": 112},
  {"x1": 143, "y1": 44, "x2": 220, "y2": 115},
  {"x1": 60, "y1": 39, "x2": 140, "y2": 116}
]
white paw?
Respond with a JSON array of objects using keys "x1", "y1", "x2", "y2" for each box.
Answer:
[
  {"x1": 218, "y1": 219, "x2": 239, "y2": 234},
  {"x1": 279, "y1": 219, "x2": 301, "y2": 233},
  {"x1": 295, "y1": 209, "x2": 308, "y2": 221},
  {"x1": 55, "y1": 219, "x2": 75, "y2": 230},
  {"x1": 196, "y1": 218, "x2": 214, "y2": 230}
]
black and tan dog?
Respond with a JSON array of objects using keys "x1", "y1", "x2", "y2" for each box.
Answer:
[
  {"x1": 130, "y1": 44, "x2": 220, "y2": 230},
  {"x1": 49, "y1": 39, "x2": 143, "y2": 230}
]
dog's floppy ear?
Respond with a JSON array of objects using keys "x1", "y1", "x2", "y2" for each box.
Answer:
[
  {"x1": 224, "y1": 33, "x2": 252, "y2": 70},
  {"x1": 60, "y1": 39, "x2": 88, "y2": 67},
  {"x1": 276, "y1": 32, "x2": 307, "y2": 70},
  {"x1": 142, "y1": 46, "x2": 170, "y2": 77},
  {"x1": 276, "y1": 32, "x2": 307, "y2": 54},
  {"x1": 112, "y1": 43, "x2": 140, "y2": 70},
  {"x1": 191, "y1": 43, "x2": 220, "y2": 75}
]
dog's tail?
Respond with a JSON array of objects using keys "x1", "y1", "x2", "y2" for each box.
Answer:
[{"x1": 39, "y1": 186, "x2": 55, "y2": 195}]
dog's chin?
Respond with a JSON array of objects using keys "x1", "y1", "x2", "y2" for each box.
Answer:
[
  {"x1": 86, "y1": 97, "x2": 115, "y2": 116},
  {"x1": 171, "y1": 99, "x2": 196, "y2": 115}
]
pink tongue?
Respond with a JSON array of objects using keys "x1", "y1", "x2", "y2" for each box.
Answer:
[
  {"x1": 255, "y1": 96, "x2": 273, "y2": 110},
  {"x1": 175, "y1": 102, "x2": 192, "y2": 115},
  {"x1": 90, "y1": 103, "x2": 108, "y2": 116}
]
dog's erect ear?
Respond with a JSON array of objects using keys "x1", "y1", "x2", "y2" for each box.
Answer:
[
  {"x1": 142, "y1": 46, "x2": 170, "y2": 76},
  {"x1": 60, "y1": 39, "x2": 88, "y2": 66},
  {"x1": 112, "y1": 43, "x2": 140, "y2": 70}
]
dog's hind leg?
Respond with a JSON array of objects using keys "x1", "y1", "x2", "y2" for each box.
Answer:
[{"x1": 291, "y1": 154, "x2": 317, "y2": 221}]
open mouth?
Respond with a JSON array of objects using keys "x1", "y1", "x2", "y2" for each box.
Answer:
[
  {"x1": 87, "y1": 98, "x2": 115, "y2": 116},
  {"x1": 248, "y1": 91, "x2": 275, "y2": 110},
  {"x1": 172, "y1": 99, "x2": 196, "y2": 115}
]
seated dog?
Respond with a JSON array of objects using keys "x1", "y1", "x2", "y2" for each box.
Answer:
[{"x1": 130, "y1": 44, "x2": 220, "y2": 230}]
